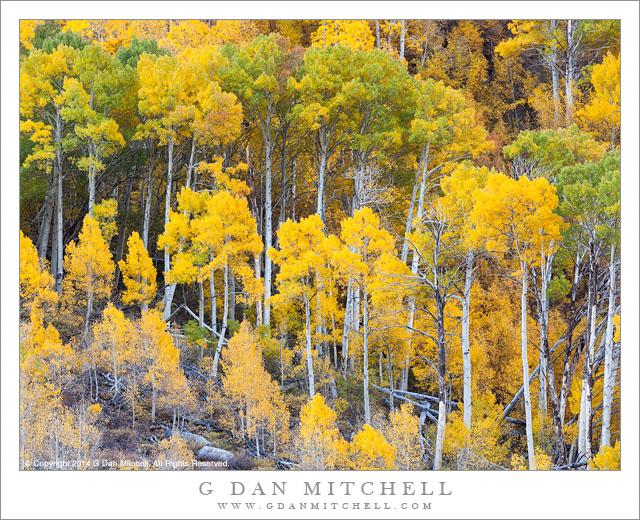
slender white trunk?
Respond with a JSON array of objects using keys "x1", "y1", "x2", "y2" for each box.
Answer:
[
  {"x1": 54, "y1": 110, "x2": 64, "y2": 295},
  {"x1": 363, "y1": 286, "x2": 370, "y2": 424},
  {"x1": 399, "y1": 20, "x2": 406, "y2": 61},
  {"x1": 304, "y1": 292, "x2": 315, "y2": 398},
  {"x1": 198, "y1": 277, "x2": 205, "y2": 363},
  {"x1": 211, "y1": 261, "x2": 229, "y2": 378},
  {"x1": 401, "y1": 154, "x2": 423, "y2": 263},
  {"x1": 209, "y1": 260, "x2": 217, "y2": 334},
  {"x1": 577, "y1": 263, "x2": 598, "y2": 462},
  {"x1": 263, "y1": 130, "x2": 273, "y2": 326},
  {"x1": 520, "y1": 261, "x2": 537, "y2": 470},
  {"x1": 142, "y1": 154, "x2": 154, "y2": 249},
  {"x1": 254, "y1": 253, "x2": 263, "y2": 327},
  {"x1": 316, "y1": 127, "x2": 328, "y2": 225},
  {"x1": 462, "y1": 252, "x2": 473, "y2": 429},
  {"x1": 37, "y1": 187, "x2": 54, "y2": 259},
  {"x1": 549, "y1": 20, "x2": 560, "y2": 127},
  {"x1": 600, "y1": 245, "x2": 617, "y2": 448},
  {"x1": 88, "y1": 145, "x2": 96, "y2": 216},
  {"x1": 565, "y1": 20, "x2": 576, "y2": 125},
  {"x1": 538, "y1": 253, "x2": 553, "y2": 415},
  {"x1": 375, "y1": 20, "x2": 381, "y2": 49},
  {"x1": 151, "y1": 371, "x2": 156, "y2": 422},
  {"x1": 559, "y1": 250, "x2": 582, "y2": 423},
  {"x1": 341, "y1": 280, "x2": 353, "y2": 374},
  {"x1": 186, "y1": 138, "x2": 196, "y2": 190},
  {"x1": 433, "y1": 396, "x2": 447, "y2": 470},
  {"x1": 162, "y1": 138, "x2": 176, "y2": 320}
]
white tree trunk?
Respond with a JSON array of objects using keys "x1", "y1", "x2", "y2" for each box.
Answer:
[
  {"x1": 462, "y1": 252, "x2": 473, "y2": 429},
  {"x1": 400, "y1": 154, "x2": 423, "y2": 263},
  {"x1": 88, "y1": 147, "x2": 96, "y2": 216},
  {"x1": 600, "y1": 244, "x2": 617, "y2": 448},
  {"x1": 211, "y1": 261, "x2": 229, "y2": 379},
  {"x1": 37, "y1": 187, "x2": 54, "y2": 259},
  {"x1": 209, "y1": 260, "x2": 217, "y2": 334},
  {"x1": 363, "y1": 286, "x2": 370, "y2": 424},
  {"x1": 142, "y1": 155, "x2": 153, "y2": 249},
  {"x1": 341, "y1": 279, "x2": 353, "y2": 374},
  {"x1": 54, "y1": 110, "x2": 64, "y2": 295},
  {"x1": 186, "y1": 138, "x2": 196, "y2": 190},
  {"x1": 304, "y1": 292, "x2": 315, "y2": 398},
  {"x1": 263, "y1": 131, "x2": 273, "y2": 326},
  {"x1": 577, "y1": 281, "x2": 598, "y2": 462},
  {"x1": 565, "y1": 20, "x2": 576, "y2": 125},
  {"x1": 316, "y1": 127, "x2": 328, "y2": 225},
  {"x1": 549, "y1": 20, "x2": 561, "y2": 127},
  {"x1": 162, "y1": 138, "x2": 176, "y2": 320},
  {"x1": 520, "y1": 262, "x2": 537, "y2": 469},
  {"x1": 433, "y1": 396, "x2": 447, "y2": 470},
  {"x1": 538, "y1": 253, "x2": 553, "y2": 415}
]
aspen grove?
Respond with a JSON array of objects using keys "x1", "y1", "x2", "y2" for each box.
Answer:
[{"x1": 19, "y1": 19, "x2": 621, "y2": 470}]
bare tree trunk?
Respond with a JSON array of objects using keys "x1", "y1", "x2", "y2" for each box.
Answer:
[
  {"x1": 142, "y1": 152, "x2": 154, "y2": 249},
  {"x1": 363, "y1": 286, "x2": 370, "y2": 424},
  {"x1": 304, "y1": 291, "x2": 315, "y2": 398},
  {"x1": 209, "y1": 260, "x2": 217, "y2": 334},
  {"x1": 578, "y1": 255, "x2": 598, "y2": 460},
  {"x1": 461, "y1": 252, "x2": 474, "y2": 429},
  {"x1": 600, "y1": 244, "x2": 617, "y2": 448},
  {"x1": 163, "y1": 138, "x2": 176, "y2": 320},
  {"x1": 211, "y1": 261, "x2": 229, "y2": 379},
  {"x1": 316, "y1": 126, "x2": 328, "y2": 225},
  {"x1": 198, "y1": 278, "x2": 205, "y2": 363},
  {"x1": 151, "y1": 371, "x2": 156, "y2": 423},
  {"x1": 88, "y1": 145, "x2": 96, "y2": 216},
  {"x1": 54, "y1": 110, "x2": 64, "y2": 295},
  {"x1": 375, "y1": 20, "x2": 381, "y2": 49},
  {"x1": 549, "y1": 20, "x2": 561, "y2": 127},
  {"x1": 560, "y1": 248, "x2": 583, "y2": 423},
  {"x1": 229, "y1": 273, "x2": 236, "y2": 323},
  {"x1": 520, "y1": 261, "x2": 536, "y2": 469},
  {"x1": 186, "y1": 138, "x2": 196, "y2": 190},
  {"x1": 577, "y1": 255, "x2": 598, "y2": 462},
  {"x1": 341, "y1": 280, "x2": 353, "y2": 375},
  {"x1": 37, "y1": 187, "x2": 54, "y2": 259},
  {"x1": 432, "y1": 292, "x2": 447, "y2": 471},
  {"x1": 565, "y1": 20, "x2": 576, "y2": 125},
  {"x1": 254, "y1": 253, "x2": 263, "y2": 327},
  {"x1": 263, "y1": 129, "x2": 273, "y2": 326},
  {"x1": 401, "y1": 154, "x2": 423, "y2": 263},
  {"x1": 83, "y1": 285, "x2": 94, "y2": 339},
  {"x1": 290, "y1": 160, "x2": 297, "y2": 222}
]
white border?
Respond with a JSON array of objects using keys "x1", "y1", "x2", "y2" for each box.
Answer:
[{"x1": 2, "y1": 2, "x2": 638, "y2": 519}]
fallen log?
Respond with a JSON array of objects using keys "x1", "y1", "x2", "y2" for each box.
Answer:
[
  {"x1": 197, "y1": 446, "x2": 234, "y2": 463},
  {"x1": 372, "y1": 383, "x2": 459, "y2": 410}
]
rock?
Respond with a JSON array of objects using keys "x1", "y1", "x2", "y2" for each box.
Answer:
[
  {"x1": 197, "y1": 446, "x2": 235, "y2": 463},
  {"x1": 172, "y1": 430, "x2": 210, "y2": 449}
]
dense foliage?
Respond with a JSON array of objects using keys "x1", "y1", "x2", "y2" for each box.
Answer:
[{"x1": 19, "y1": 19, "x2": 620, "y2": 471}]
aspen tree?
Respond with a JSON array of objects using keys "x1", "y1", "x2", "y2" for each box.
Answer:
[
  {"x1": 298, "y1": 394, "x2": 346, "y2": 470},
  {"x1": 334, "y1": 208, "x2": 396, "y2": 424},
  {"x1": 62, "y1": 215, "x2": 115, "y2": 336},
  {"x1": 471, "y1": 173, "x2": 563, "y2": 469},
  {"x1": 119, "y1": 232, "x2": 158, "y2": 310},
  {"x1": 270, "y1": 215, "x2": 330, "y2": 398}
]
